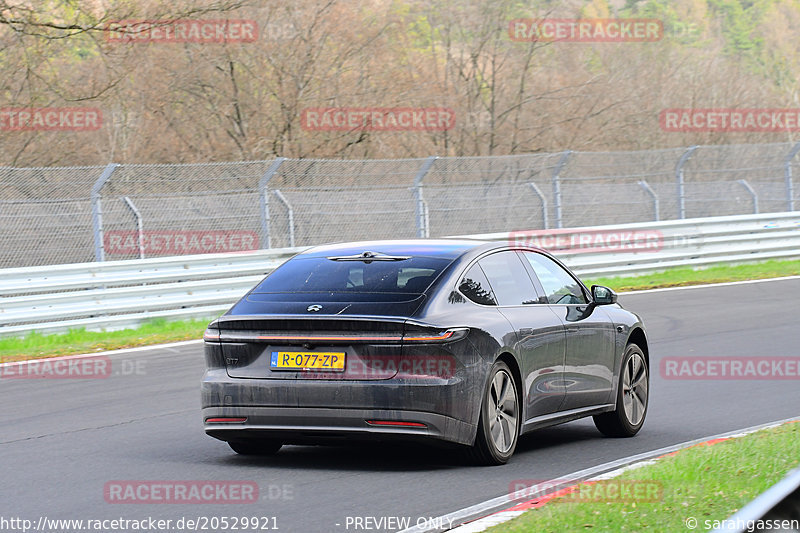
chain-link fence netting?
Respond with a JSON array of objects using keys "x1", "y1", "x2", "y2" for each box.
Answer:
[
  {"x1": 0, "y1": 166, "x2": 107, "y2": 268},
  {"x1": 98, "y1": 161, "x2": 271, "y2": 262},
  {"x1": 2, "y1": 143, "x2": 799, "y2": 268},
  {"x1": 558, "y1": 148, "x2": 688, "y2": 227},
  {"x1": 682, "y1": 143, "x2": 794, "y2": 218},
  {"x1": 422, "y1": 153, "x2": 562, "y2": 236},
  {"x1": 267, "y1": 158, "x2": 428, "y2": 248}
]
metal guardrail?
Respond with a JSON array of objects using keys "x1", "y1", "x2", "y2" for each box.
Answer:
[
  {"x1": 465, "y1": 211, "x2": 800, "y2": 277},
  {"x1": 1, "y1": 212, "x2": 799, "y2": 337},
  {"x1": 0, "y1": 248, "x2": 304, "y2": 336},
  {"x1": 713, "y1": 464, "x2": 800, "y2": 532}
]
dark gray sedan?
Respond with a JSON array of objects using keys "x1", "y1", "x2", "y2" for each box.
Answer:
[{"x1": 202, "y1": 240, "x2": 649, "y2": 465}]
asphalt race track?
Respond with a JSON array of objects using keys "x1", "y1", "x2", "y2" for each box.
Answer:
[{"x1": 2, "y1": 278, "x2": 799, "y2": 533}]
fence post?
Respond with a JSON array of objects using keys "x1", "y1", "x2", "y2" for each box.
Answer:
[
  {"x1": 121, "y1": 196, "x2": 145, "y2": 259},
  {"x1": 527, "y1": 182, "x2": 549, "y2": 229},
  {"x1": 413, "y1": 156, "x2": 438, "y2": 238},
  {"x1": 90, "y1": 163, "x2": 119, "y2": 262},
  {"x1": 638, "y1": 180, "x2": 659, "y2": 221},
  {"x1": 259, "y1": 157, "x2": 286, "y2": 249},
  {"x1": 675, "y1": 145, "x2": 698, "y2": 219},
  {"x1": 272, "y1": 189, "x2": 295, "y2": 248},
  {"x1": 551, "y1": 150, "x2": 571, "y2": 229},
  {"x1": 737, "y1": 179, "x2": 759, "y2": 214},
  {"x1": 784, "y1": 141, "x2": 800, "y2": 212}
]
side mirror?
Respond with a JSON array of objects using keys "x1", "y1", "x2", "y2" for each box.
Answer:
[{"x1": 591, "y1": 285, "x2": 618, "y2": 305}]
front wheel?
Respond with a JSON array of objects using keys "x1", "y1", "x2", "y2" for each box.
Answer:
[
  {"x1": 469, "y1": 360, "x2": 520, "y2": 465},
  {"x1": 594, "y1": 343, "x2": 649, "y2": 437}
]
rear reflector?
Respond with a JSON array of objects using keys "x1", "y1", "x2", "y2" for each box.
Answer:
[
  {"x1": 366, "y1": 420, "x2": 426, "y2": 428},
  {"x1": 205, "y1": 417, "x2": 247, "y2": 423}
]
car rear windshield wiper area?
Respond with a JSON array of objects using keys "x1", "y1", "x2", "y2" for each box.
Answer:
[{"x1": 326, "y1": 251, "x2": 410, "y2": 262}]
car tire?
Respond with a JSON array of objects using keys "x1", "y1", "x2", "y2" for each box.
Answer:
[
  {"x1": 228, "y1": 440, "x2": 282, "y2": 456},
  {"x1": 594, "y1": 343, "x2": 649, "y2": 437},
  {"x1": 469, "y1": 360, "x2": 520, "y2": 465}
]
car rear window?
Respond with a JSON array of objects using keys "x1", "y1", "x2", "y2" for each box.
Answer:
[{"x1": 252, "y1": 256, "x2": 454, "y2": 294}]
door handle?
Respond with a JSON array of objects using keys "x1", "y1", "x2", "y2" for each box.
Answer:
[{"x1": 519, "y1": 327, "x2": 534, "y2": 335}]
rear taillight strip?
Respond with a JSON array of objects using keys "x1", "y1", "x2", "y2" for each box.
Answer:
[
  {"x1": 216, "y1": 328, "x2": 467, "y2": 344},
  {"x1": 233, "y1": 334, "x2": 404, "y2": 342}
]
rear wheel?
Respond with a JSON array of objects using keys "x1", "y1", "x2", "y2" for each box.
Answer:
[
  {"x1": 594, "y1": 344, "x2": 649, "y2": 437},
  {"x1": 228, "y1": 440, "x2": 282, "y2": 456},
  {"x1": 469, "y1": 360, "x2": 520, "y2": 465}
]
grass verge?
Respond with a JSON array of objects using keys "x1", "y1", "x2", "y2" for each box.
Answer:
[
  {"x1": 583, "y1": 258, "x2": 800, "y2": 292},
  {"x1": 488, "y1": 421, "x2": 800, "y2": 533},
  {"x1": 2, "y1": 259, "x2": 800, "y2": 360},
  {"x1": 0, "y1": 318, "x2": 209, "y2": 360}
]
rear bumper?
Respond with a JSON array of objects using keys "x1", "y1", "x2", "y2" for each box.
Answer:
[
  {"x1": 203, "y1": 406, "x2": 475, "y2": 446},
  {"x1": 201, "y1": 369, "x2": 479, "y2": 446}
]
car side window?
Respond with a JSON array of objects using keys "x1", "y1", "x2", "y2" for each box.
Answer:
[
  {"x1": 523, "y1": 252, "x2": 587, "y2": 305},
  {"x1": 458, "y1": 264, "x2": 497, "y2": 305},
  {"x1": 477, "y1": 251, "x2": 540, "y2": 306}
]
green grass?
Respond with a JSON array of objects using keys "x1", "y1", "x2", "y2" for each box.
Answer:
[
  {"x1": 583, "y1": 259, "x2": 800, "y2": 292},
  {"x1": 2, "y1": 259, "x2": 799, "y2": 361},
  {"x1": 0, "y1": 318, "x2": 209, "y2": 360},
  {"x1": 489, "y1": 422, "x2": 800, "y2": 533}
]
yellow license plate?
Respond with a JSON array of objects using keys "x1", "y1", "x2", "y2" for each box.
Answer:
[{"x1": 270, "y1": 351, "x2": 346, "y2": 372}]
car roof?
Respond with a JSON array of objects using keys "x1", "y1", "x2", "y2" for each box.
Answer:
[{"x1": 299, "y1": 239, "x2": 498, "y2": 260}]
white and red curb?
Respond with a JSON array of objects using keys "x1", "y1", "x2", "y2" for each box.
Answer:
[{"x1": 400, "y1": 417, "x2": 800, "y2": 533}]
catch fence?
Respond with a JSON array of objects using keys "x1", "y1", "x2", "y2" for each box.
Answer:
[{"x1": 1, "y1": 142, "x2": 798, "y2": 268}]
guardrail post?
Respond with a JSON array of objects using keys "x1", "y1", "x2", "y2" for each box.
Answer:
[
  {"x1": 413, "y1": 156, "x2": 438, "y2": 238},
  {"x1": 737, "y1": 179, "x2": 759, "y2": 214},
  {"x1": 90, "y1": 163, "x2": 119, "y2": 262},
  {"x1": 527, "y1": 182, "x2": 549, "y2": 229},
  {"x1": 259, "y1": 157, "x2": 286, "y2": 249},
  {"x1": 783, "y1": 141, "x2": 800, "y2": 212},
  {"x1": 551, "y1": 150, "x2": 571, "y2": 229},
  {"x1": 272, "y1": 189, "x2": 295, "y2": 247},
  {"x1": 638, "y1": 180, "x2": 659, "y2": 221},
  {"x1": 675, "y1": 145, "x2": 698, "y2": 219},
  {"x1": 121, "y1": 196, "x2": 145, "y2": 259}
]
